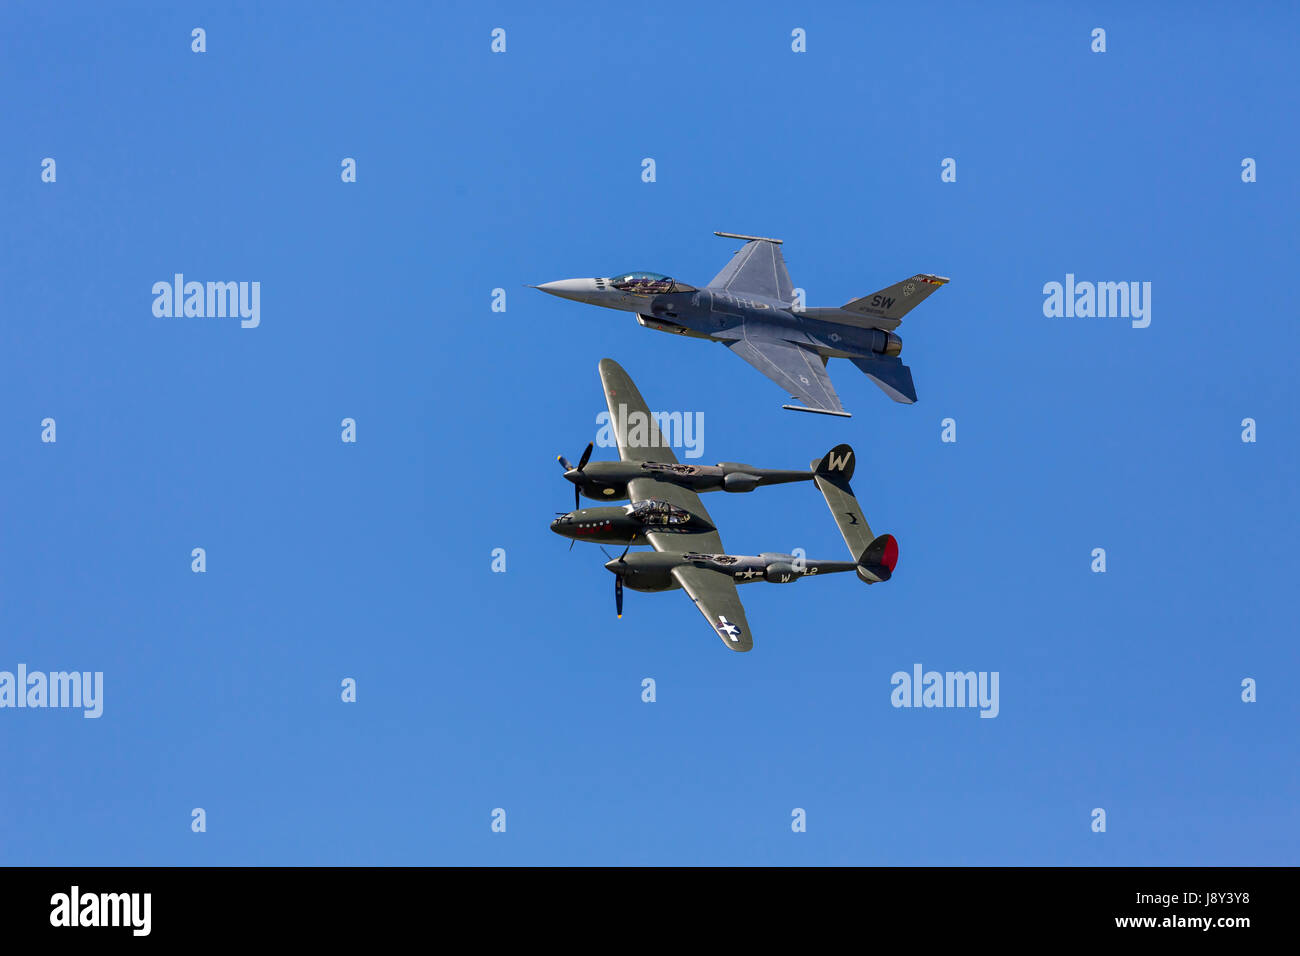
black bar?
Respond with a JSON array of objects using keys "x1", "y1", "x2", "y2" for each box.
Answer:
[{"x1": 0, "y1": 866, "x2": 1285, "y2": 942}]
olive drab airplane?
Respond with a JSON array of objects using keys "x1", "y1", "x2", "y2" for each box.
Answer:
[
  {"x1": 549, "y1": 358, "x2": 898, "y2": 652},
  {"x1": 535, "y1": 232, "x2": 948, "y2": 416}
]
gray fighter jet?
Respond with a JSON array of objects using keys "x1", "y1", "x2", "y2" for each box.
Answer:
[
  {"x1": 550, "y1": 359, "x2": 898, "y2": 651},
  {"x1": 536, "y1": 232, "x2": 947, "y2": 416}
]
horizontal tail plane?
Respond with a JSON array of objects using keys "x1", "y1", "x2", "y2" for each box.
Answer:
[{"x1": 849, "y1": 355, "x2": 917, "y2": 404}]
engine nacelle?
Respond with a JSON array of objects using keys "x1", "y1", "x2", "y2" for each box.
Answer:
[
  {"x1": 722, "y1": 471, "x2": 761, "y2": 493},
  {"x1": 764, "y1": 562, "x2": 800, "y2": 583}
]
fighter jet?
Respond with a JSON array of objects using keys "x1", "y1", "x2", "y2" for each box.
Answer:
[
  {"x1": 550, "y1": 359, "x2": 898, "y2": 651},
  {"x1": 535, "y1": 232, "x2": 948, "y2": 416}
]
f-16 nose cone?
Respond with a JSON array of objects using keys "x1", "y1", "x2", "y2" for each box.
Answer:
[{"x1": 536, "y1": 278, "x2": 596, "y2": 300}]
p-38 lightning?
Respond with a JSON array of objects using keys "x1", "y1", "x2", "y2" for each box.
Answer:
[
  {"x1": 549, "y1": 359, "x2": 899, "y2": 652},
  {"x1": 536, "y1": 232, "x2": 947, "y2": 417},
  {"x1": 554, "y1": 390, "x2": 816, "y2": 511}
]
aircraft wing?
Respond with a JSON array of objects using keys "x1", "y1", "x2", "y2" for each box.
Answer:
[
  {"x1": 598, "y1": 358, "x2": 679, "y2": 465},
  {"x1": 707, "y1": 236, "x2": 795, "y2": 304},
  {"x1": 670, "y1": 564, "x2": 754, "y2": 652},
  {"x1": 725, "y1": 334, "x2": 849, "y2": 417}
]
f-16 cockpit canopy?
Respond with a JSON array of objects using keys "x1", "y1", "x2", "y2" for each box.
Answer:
[{"x1": 610, "y1": 272, "x2": 697, "y2": 296}]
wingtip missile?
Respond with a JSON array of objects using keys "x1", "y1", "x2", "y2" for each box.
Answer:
[{"x1": 714, "y1": 231, "x2": 783, "y2": 244}]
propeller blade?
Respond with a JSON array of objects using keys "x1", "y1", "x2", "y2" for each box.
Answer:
[
  {"x1": 557, "y1": 454, "x2": 573, "y2": 471},
  {"x1": 619, "y1": 543, "x2": 631, "y2": 561},
  {"x1": 574, "y1": 484, "x2": 581, "y2": 511},
  {"x1": 577, "y1": 442, "x2": 594, "y2": 472},
  {"x1": 615, "y1": 576, "x2": 623, "y2": 618}
]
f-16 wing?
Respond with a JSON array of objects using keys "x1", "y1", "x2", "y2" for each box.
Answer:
[
  {"x1": 670, "y1": 563, "x2": 754, "y2": 652},
  {"x1": 598, "y1": 358, "x2": 680, "y2": 465},
  {"x1": 725, "y1": 333, "x2": 849, "y2": 417},
  {"x1": 707, "y1": 233, "x2": 794, "y2": 304}
]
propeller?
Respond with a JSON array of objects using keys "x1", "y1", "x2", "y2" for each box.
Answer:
[
  {"x1": 557, "y1": 442, "x2": 594, "y2": 511},
  {"x1": 601, "y1": 544, "x2": 631, "y2": 619}
]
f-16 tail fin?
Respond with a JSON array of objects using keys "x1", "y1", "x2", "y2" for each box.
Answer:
[
  {"x1": 842, "y1": 274, "x2": 948, "y2": 324},
  {"x1": 857, "y1": 534, "x2": 899, "y2": 583},
  {"x1": 849, "y1": 355, "x2": 917, "y2": 404}
]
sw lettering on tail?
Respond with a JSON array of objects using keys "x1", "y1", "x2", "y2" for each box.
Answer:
[{"x1": 841, "y1": 274, "x2": 949, "y2": 327}]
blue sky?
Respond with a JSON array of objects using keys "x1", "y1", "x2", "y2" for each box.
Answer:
[{"x1": 1, "y1": 1, "x2": 1296, "y2": 865}]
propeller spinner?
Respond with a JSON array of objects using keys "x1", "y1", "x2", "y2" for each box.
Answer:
[{"x1": 557, "y1": 441, "x2": 594, "y2": 510}]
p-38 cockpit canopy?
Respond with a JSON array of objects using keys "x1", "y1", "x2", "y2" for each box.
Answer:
[{"x1": 628, "y1": 498, "x2": 694, "y2": 526}]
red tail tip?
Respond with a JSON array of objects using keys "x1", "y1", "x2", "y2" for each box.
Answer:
[{"x1": 878, "y1": 534, "x2": 899, "y2": 572}]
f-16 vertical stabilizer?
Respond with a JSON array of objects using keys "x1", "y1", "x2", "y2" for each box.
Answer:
[{"x1": 842, "y1": 274, "x2": 949, "y2": 324}]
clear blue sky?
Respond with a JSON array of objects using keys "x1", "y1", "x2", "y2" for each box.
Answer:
[{"x1": 2, "y1": 1, "x2": 1295, "y2": 865}]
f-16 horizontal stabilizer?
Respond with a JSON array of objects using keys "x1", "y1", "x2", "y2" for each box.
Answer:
[{"x1": 850, "y1": 355, "x2": 917, "y2": 404}]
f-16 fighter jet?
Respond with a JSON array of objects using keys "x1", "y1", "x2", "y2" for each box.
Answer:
[
  {"x1": 550, "y1": 358, "x2": 898, "y2": 651},
  {"x1": 536, "y1": 232, "x2": 947, "y2": 416}
]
